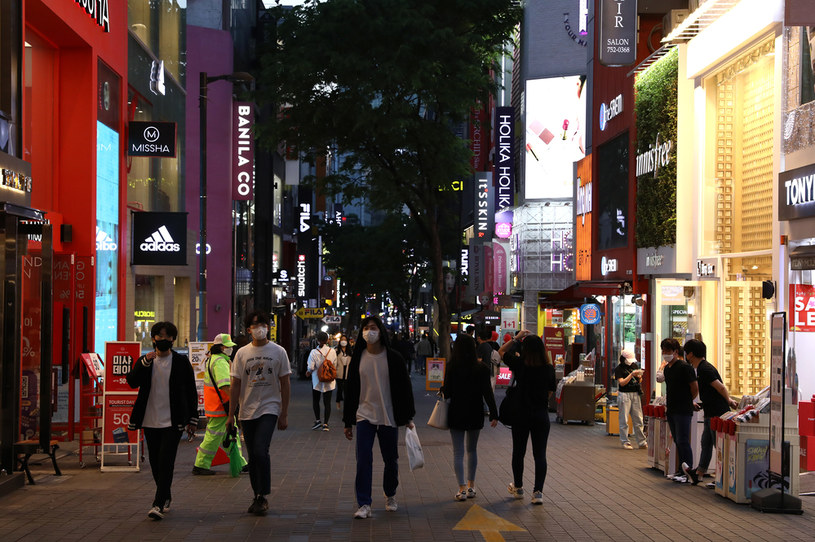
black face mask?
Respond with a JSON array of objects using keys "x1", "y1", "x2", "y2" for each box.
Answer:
[{"x1": 154, "y1": 339, "x2": 173, "y2": 352}]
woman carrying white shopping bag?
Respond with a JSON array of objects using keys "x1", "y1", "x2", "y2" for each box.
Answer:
[{"x1": 440, "y1": 334, "x2": 498, "y2": 502}]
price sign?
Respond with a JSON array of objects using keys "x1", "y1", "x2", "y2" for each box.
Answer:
[
  {"x1": 102, "y1": 394, "x2": 139, "y2": 445},
  {"x1": 104, "y1": 342, "x2": 141, "y2": 393}
]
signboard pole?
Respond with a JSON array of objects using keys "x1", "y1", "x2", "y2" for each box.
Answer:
[{"x1": 750, "y1": 313, "x2": 802, "y2": 514}]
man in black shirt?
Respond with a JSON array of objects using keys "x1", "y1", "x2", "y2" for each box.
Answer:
[
  {"x1": 681, "y1": 339, "x2": 738, "y2": 486},
  {"x1": 660, "y1": 338, "x2": 698, "y2": 481},
  {"x1": 613, "y1": 350, "x2": 646, "y2": 449}
]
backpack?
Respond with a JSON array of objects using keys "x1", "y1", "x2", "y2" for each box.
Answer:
[
  {"x1": 489, "y1": 349, "x2": 501, "y2": 376},
  {"x1": 316, "y1": 348, "x2": 337, "y2": 382}
]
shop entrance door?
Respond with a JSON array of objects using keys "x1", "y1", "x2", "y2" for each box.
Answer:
[{"x1": 0, "y1": 205, "x2": 53, "y2": 478}]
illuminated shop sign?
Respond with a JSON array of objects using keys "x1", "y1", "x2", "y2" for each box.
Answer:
[
  {"x1": 135, "y1": 310, "x2": 156, "y2": 319},
  {"x1": 779, "y1": 163, "x2": 815, "y2": 220},
  {"x1": 696, "y1": 260, "x2": 716, "y2": 277},
  {"x1": 128, "y1": 121, "x2": 177, "y2": 157},
  {"x1": 494, "y1": 107, "x2": 514, "y2": 212},
  {"x1": 599, "y1": 94, "x2": 623, "y2": 131},
  {"x1": 601, "y1": 256, "x2": 618, "y2": 275},
  {"x1": 233, "y1": 103, "x2": 254, "y2": 200},
  {"x1": 635, "y1": 134, "x2": 673, "y2": 177},
  {"x1": 132, "y1": 212, "x2": 187, "y2": 266},
  {"x1": 576, "y1": 180, "x2": 592, "y2": 224},
  {"x1": 474, "y1": 172, "x2": 493, "y2": 239},
  {"x1": 74, "y1": 0, "x2": 110, "y2": 33},
  {"x1": 460, "y1": 248, "x2": 469, "y2": 284},
  {"x1": 296, "y1": 254, "x2": 307, "y2": 297},
  {"x1": 599, "y1": 0, "x2": 637, "y2": 67}
]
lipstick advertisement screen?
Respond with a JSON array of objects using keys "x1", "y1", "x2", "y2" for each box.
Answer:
[{"x1": 524, "y1": 77, "x2": 586, "y2": 199}]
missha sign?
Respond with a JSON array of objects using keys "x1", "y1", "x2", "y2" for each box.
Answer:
[
  {"x1": 779, "y1": 163, "x2": 815, "y2": 220},
  {"x1": 599, "y1": 0, "x2": 637, "y2": 67},
  {"x1": 128, "y1": 121, "x2": 176, "y2": 157},
  {"x1": 74, "y1": 0, "x2": 110, "y2": 32}
]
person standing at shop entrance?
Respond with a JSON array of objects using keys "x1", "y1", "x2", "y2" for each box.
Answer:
[
  {"x1": 615, "y1": 350, "x2": 647, "y2": 450},
  {"x1": 681, "y1": 339, "x2": 738, "y2": 486},
  {"x1": 126, "y1": 321, "x2": 199, "y2": 520},
  {"x1": 659, "y1": 338, "x2": 698, "y2": 482}
]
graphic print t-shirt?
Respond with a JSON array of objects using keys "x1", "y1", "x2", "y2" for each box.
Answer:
[{"x1": 231, "y1": 341, "x2": 291, "y2": 420}]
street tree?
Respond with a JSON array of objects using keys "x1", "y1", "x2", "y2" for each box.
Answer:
[{"x1": 258, "y1": 0, "x2": 521, "y2": 358}]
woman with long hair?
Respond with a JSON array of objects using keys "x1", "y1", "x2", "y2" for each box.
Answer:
[
  {"x1": 441, "y1": 334, "x2": 498, "y2": 501},
  {"x1": 497, "y1": 330, "x2": 557, "y2": 505},
  {"x1": 335, "y1": 334, "x2": 352, "y2": 410}
]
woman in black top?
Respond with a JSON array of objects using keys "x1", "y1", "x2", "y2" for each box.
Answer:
[
  {"x1": 334, "y1": 334, "x2": 352, "y2": 410},
  {"x1": 441, "y1": 335, "x2": 498, "y2": 501},
  {"x1": 498, "y1": 331, "x2": 557, "y2": 505}
]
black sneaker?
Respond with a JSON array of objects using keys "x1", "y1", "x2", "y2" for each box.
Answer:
[
  {"x1": 681, "y1": 462, "x2": 700, "y2": 485},
  {"x1": 247, "y1": 496, "x2": 260, "y2": 514},
  {"x1": 255, "y1": 495, "x2": 269, "y2": 516},
  {"x1": 192, "y1": 466, "x2": 216, "y2": 476},
  {"x1": 241, "y1": 464, "x2": 250, "y2": 474},
  {"x1": 311, "y1": 420, "x2": 323, "y2": 430}
]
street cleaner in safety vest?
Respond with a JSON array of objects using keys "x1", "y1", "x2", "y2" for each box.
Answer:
[{"x1": 193, "y1": 334, "x2": 248, "y2": 475}]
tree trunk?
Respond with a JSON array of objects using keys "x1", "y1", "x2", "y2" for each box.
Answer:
[{"x1": 429, "y1": 213, "x2": 451, "y2": 360}]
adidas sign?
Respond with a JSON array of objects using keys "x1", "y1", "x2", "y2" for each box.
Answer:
[
  {"x1": 96, "y1": 226, "x2": 118, "y2": 251},
  {"x1": 140, "y1": 225, "x2": 181, "y2": 252}
]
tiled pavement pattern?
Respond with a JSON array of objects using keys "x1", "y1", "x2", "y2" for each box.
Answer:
[{"x1": 1, "y1": 374, "x2": 813, "y2": 541}]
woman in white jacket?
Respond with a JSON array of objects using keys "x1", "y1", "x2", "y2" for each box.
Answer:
[
  {"x1": 335, "y1": 334, "x2": 352, "y2": 411},
  {"x1": 307, "y1": 331, "x2": 337, "y2": 431}
]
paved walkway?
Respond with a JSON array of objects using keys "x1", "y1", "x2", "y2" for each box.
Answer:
[{"x1": 1, "y1": 373, "x2": 813, "y2": 541}]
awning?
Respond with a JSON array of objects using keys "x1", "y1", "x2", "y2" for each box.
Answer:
[{"x1": 538, "y1": 282, "x2": 626, "y2": 308}]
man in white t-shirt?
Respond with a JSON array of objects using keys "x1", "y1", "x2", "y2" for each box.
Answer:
[
  {"x1": 228, "y1": 311, "x2": 291, "y2": 516},
  {"x1": 306, "y1": 331, "x2": 337, "y2": 431}
]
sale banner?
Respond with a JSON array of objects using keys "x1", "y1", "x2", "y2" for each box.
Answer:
[
  {"x1": 790, "y1": 284, "x2": 815, "y2": 332},
  {"x1": 102, "y1": 394, "x2": 139, "y2": 445},
  {"x1": 104, "y1": 342, "x2": 141, "y2": 393},
  {"x1": 496, "y1": 366, "x2": 512, "y2": 387}
]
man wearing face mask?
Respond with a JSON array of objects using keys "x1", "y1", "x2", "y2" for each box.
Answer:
[
  {"x1": 614, "y1": 350, "x2": 647, "y2": 449},
  {"x1": 127, "y1": 321, "x2": 199, "y2": 520},
  {"x1": 193, "y1": 333, "x2": 248, "y2": 475},
  {"x1": 343, "y1": 316, "x2": 415, "y2": 520},
  {"x1": 658, "y1": 338, "x2": 698, "y2": 482},
  {"x1": 228, "y1": 311, "x2": 291, "y2": 516}
]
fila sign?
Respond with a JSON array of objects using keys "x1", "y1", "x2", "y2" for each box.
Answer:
[{"x1": 131, "y1": 212, "x2": 187, "y2": 266}]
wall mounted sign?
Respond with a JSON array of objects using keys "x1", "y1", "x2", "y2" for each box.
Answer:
[
  {"x1": 599, "y1": 94, "x2": 623, "y2": 131},
  {"x1": 779, "y1": 163, "x2": 815, "y2": 220},
  {"x1": 131, "y1": 211, "x2": 187, "y2": 266},
  {"x1": 74, "y1": 0, "x2": 110, "y2": 32},
  {"x1": 696, "y1": 259, "x2": 716, "y2": 277},
  {"x1": 128, "y1": 121, "x2": 176, "y2": 157},
  {"x1": 599, "y1": 0, "x2": 638, "y2": 67},
  {"x1": 579, "y1": 303, "x2": 602, "y2": 325},
  {"x1": 635, "y1": 134, "x2": 673, "y2": 177},
  {"x1": 233, "y1": 103, "x2": 254, "y2": 200},
  {"x1": 601, "y1": 256, "x2": 618, "y2": 275}
]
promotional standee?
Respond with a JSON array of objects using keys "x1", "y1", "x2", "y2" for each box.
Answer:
[
  {"x1": 425, "y1": 358, "x2": 446, "y2": 392},
  {"x1": 189, "y1": 342, "x2": 213, "y2": 419},
  {"x1": 101, "y1": 342, "x2": 142, "y2": 472}
]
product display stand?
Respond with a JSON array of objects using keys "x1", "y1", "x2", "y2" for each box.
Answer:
[{"x1": 77, "y1": 353, "x2": 104, "y2": 468}]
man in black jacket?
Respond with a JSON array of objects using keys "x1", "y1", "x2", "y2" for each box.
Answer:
[
  {"x1": 127, "y1": 321, "x2": 198, "y2": 520},
  {"x1": 344, "y1": 316, "x2": 415, "y2": 520}
]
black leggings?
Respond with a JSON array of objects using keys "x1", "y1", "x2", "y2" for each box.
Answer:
[
  {"x1": 312, "y1": 389, "x2": 333, "y2": 423},
  {"x1": 511, "y1": 412, "x2": 551, "y2": 492}
]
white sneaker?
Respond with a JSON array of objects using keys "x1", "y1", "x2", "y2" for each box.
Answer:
[
  {"x1": 622, "y1": 442, "x2": 634, "y2": 450},
  {"x1": 671, "y1": 475, "x2": 688, "y2": 483},
  {"x1": 508, "y1": 483, "x2": 524, "y2": 499},
  {"x1": 531, "y1": 491, "x2": 543, "y2": 505},
  {"x1": 148, "y1": 506, "x2": 164, "y2": 520},
  {"x1": 353, "y1": 505, "x2": 371, "y2": 519},
  {"x1": 385, "y1": 495, "x2": 398, "y2": 511}
]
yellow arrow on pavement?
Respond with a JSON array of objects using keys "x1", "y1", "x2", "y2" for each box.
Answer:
[{"x1": 453, "y1": 504, "x2": 526, "y2": 542}]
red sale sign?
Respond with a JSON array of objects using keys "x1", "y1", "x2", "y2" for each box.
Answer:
[
  {"x1": 103, "y1": 394, "x2": 139, "y2": 445},
  {"x1": 790, "y1": 284, "x2": 815, "y2": 332},
  {"x1": 496, "y1": 366, "x2": 512, "y2": 387},
  {"x1": 104, "y1": 342, "x2": 142, "y2": 393}
]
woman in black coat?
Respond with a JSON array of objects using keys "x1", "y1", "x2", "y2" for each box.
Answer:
[{"x1": 440, "y1": 334, "x2": 498, "y2": 501}]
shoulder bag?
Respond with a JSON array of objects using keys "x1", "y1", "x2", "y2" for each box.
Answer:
[{"x1": 427, "y1": 391, "x2": 449, "y2": 430}]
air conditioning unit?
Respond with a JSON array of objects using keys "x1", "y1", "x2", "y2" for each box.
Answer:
[{"x1": 663, "y1": 9, "x2": 690, "y2": 37}]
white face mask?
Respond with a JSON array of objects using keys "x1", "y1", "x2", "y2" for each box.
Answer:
[
  {"x1": 252, "y1": 326, "x2": 268, "y2": 340},
  {"x1": 340, "y1": 340, "x2": 347, "y2": 347},
  {"x1": 223, "y1": 347, "x2": 233, "y2": 357},
  {"x1": 623, "y1": 357, "x2": 634, "y2": 365},
  {"x1": 662, "y1": 354, "x2": 673, "y2": 363},
  {"x1": 363, "y1": 329, "x2": 380, "y2": 344}
]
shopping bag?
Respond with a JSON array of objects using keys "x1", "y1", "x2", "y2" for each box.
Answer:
[
  {"x1": 427, "y1": 396, "x2": 449, "y2": 430},
  {"x1": 223, "y1": 425, "x2": 247, "y2": 478},
  {"x1": 405, "y1": 426, "x2": 424, "y2": 471}
]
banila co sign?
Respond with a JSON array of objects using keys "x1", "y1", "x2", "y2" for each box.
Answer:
[
  {"x1": 233, "y1": 102, "x2": 254, "y2": 201},
  {"x1": 128, "y1": 121, "x2": 177, "y2": 158},
  {"x1": 131, "y1": 211, "x2": 187, "y2": 266},
  {"x1": 599, "y1": 0, "x2": 638, "y2": 67},
  {"x1": 779, "y1": 163, "x2": 815, "y2": 221}
]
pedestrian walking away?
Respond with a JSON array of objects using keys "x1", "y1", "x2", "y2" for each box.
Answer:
[
  {"x1": 193, "y1": 333, "x2": 248, "y2": 475},
  {"x1": 227, "y1": 310, "x2": 291, "y2": 516},
  {"x1": 415, "y1": 332, "x2": 433, "y2": 375},
  {"x1": 307, "y1": 331, "x2": 337, "y2": 431},
  {"x1": 614, "y1": 350, "x2": 647, "y2": 450},
  {"x1": 335, "y1": 334, "x2": 352, "y2": 411},
  {"x1": 441, "y1": 334, "x2": 498, "y2": 502},
  {"x1": 126, "y1": 321, "x2": 198, "y2": 520},
  {"x1": 681, "y1": 339, "x2": 738, "y2": 486},
  {"x1": 497, "y1": 330, "x2": 557, "y2": 505},
  {"x1": 658, "y1": 338, "x2": 698, "y2": 482},
  {"x1": 344, "y1": 316, "x2": 416, "y2": 520}
]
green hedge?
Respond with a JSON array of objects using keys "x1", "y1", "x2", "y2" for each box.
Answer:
[{"x1": 635, "y1": 48, "x2": 678, "y2": 249}]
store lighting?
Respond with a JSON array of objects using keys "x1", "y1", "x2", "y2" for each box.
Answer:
[{"x1": 321, "y1": 325, "x2": 328, "y2": 332}]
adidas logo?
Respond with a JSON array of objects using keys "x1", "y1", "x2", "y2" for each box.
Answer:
[
  {"x1": 139, "y1": 225, "x2": 181, "y2": 253},
  {"x1": 96, "y1": 227, "x2": 118, "y2": 251}
]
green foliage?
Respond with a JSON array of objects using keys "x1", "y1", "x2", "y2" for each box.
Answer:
[{"x1": 635, "y1": 47, "x2": 678, "y2": 249}]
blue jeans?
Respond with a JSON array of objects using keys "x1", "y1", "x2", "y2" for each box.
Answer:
[
  {"x1": 450, "y1": 429, "x2": 481, "y2": 486},
  {"x1": 241, "y1": 414, "x2": 278, "y2": 496},
  {"x1": 355, "y1": 420, "x2": 399, "y2": 506},
  {"x1": 695, "y1": 416, "x2": 716, "y2": 473},
  {"x1": 667, "y1": 412, "x2": 693, "y2": 473}
]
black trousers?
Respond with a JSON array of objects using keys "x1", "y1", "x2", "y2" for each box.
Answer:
[
  {"x1": 312, "y1": 389, "x2": 333, "y2": 423},
  {"x1": 511, "y1": 410, "x2": 551, "y2": 492},
  {"x1": 143, "y1": 427, "x2": 183, "y2": 508}
]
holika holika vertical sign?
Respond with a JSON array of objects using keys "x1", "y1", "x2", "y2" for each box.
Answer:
[{"x1": 599, "y1": 0, "x2": 637, "y2": 67}]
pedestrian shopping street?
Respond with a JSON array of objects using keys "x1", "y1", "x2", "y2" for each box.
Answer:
[{"x1": 1, "y1": 375, "x2": 812, "y2": 542}]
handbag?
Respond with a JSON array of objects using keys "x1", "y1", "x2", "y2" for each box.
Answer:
[
  {"x1": 405, "y1": 426, "x2": 424, "y2": 471},
  {"x1": 498, "y1": 383, "x2": 522, "y2": 428},
  {"x1": 427, "y1": 393, "x2": 449, "y2": 430}
]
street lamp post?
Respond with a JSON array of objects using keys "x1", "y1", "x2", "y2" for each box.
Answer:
[{"x1": 198, "y1": 71, "x2": 254, "y2": 342}]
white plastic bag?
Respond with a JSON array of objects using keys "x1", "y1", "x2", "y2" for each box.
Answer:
[{"x1": 405, "y1": 426, "x2": 424, "y2": 471}]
